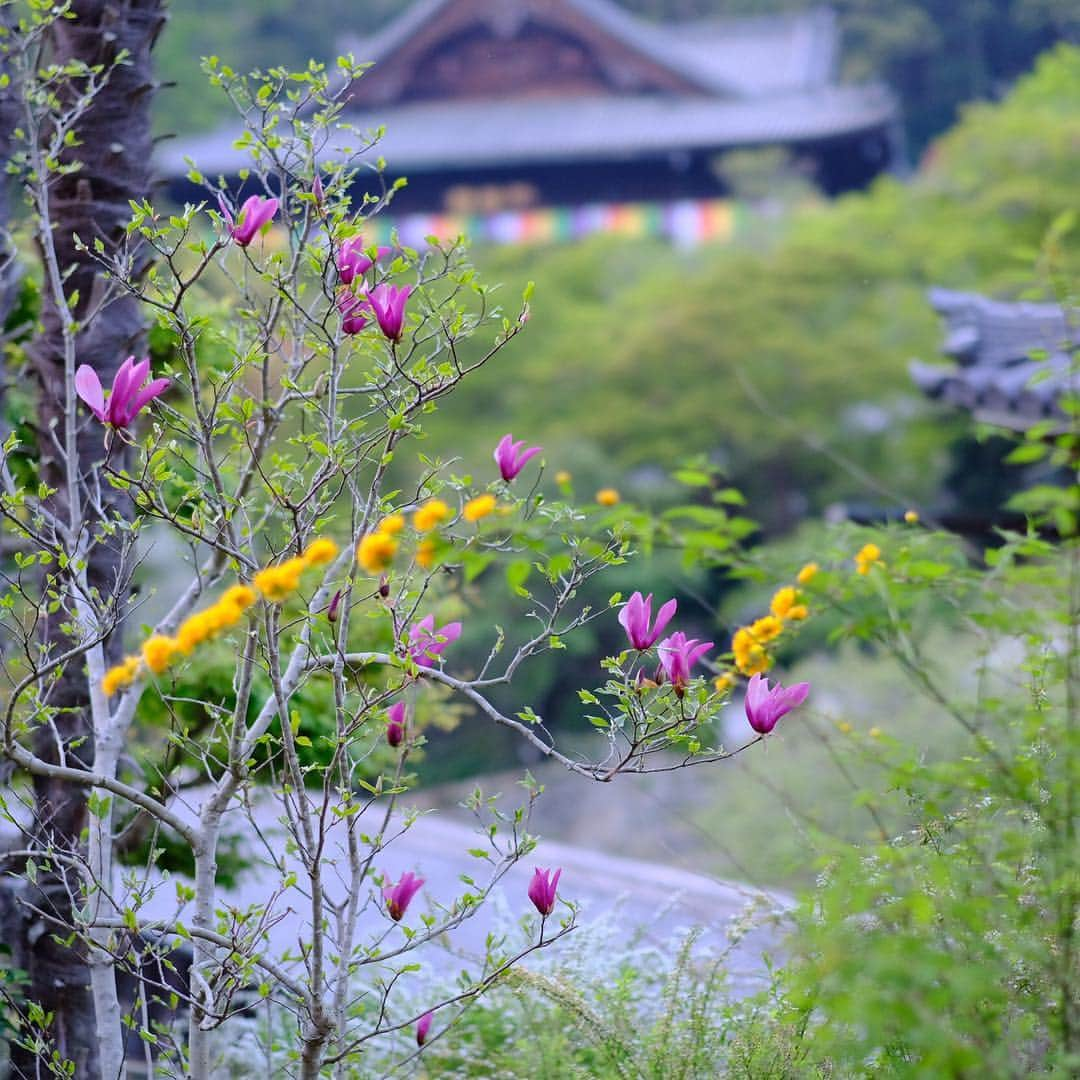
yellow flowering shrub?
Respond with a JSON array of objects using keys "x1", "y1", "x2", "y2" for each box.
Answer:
[
  {"x1": 713, "y1": 673, "x2": 735, "y2": 694},
  {"x1": 771, "y1": 586, "x2": 809, "y2": 622},
  {"x1": 104, "y1": 538, "x2": 338, "y2": 695},
  {"x1": 463, "y1": 494, "x2": 496, "y2": 522},
  {"x1": 357, "y1": 532, "x2": 398, "y2": 574},
  {"x1": 142, "y1": 635, "x2": 178, "y2": 675},
  {"x1": 378, "y1": 514, "x2": 405, "y2": 535},
  {"x1": 797, "y1": 562, "x2": 819, "y2": 585},
  {"x1": 303, "y1": 538, "x2": 340, "y2": 566},
  {"x1": 770, "y1": 587, "x2": 797, "y2": 619},
  {"x1": 176, "y1": 610, "x2": 215, "y2": 653},
  {"x1": 749, "y1": 614, "x2": 783, "y2": 644},
  {"x1": 254, "y1": 556, "x2": 306, "y2": 601},
  {"x1": 413, "y1": 499, "x2": 450, "y2": 532},
  {"x1": 102, "y1": 656, "x2": 140, "y2": 697},
  {"x1": 855, "y1": 543, "x2": 883, "y2": 575},
  {"x1": 732, "y1": 627, "x2": 770, "y2": 676},
  {"x1": 221, "y1": 584, "x2": 257, "y2": 613},
  {"x1": 595, "y1": 488, "x2": 620, "y2": 506}
]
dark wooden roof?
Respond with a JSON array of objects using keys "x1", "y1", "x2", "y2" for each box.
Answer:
[{"x1": 910, "y1": 288, "x2": 1077, "y2": 431}]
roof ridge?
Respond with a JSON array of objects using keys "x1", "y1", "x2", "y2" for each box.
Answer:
[{"x1": 337, "y1": 0, "x2": 849, "y2": 103}]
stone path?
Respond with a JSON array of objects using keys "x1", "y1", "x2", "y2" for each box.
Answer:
[{"x1": 132, "y1": 785, "x2": 790, "y2": 1000}]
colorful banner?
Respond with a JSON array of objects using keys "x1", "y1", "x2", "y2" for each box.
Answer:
[{"x1": 364, "y1": 198, "x2": 737, "y2": 249}]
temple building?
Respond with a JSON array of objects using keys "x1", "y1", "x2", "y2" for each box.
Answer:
[{"x1": 163, "y1": 0, "x2": 900, "y2": 243}]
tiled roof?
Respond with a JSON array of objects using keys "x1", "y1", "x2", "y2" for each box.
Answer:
[
  {"x1": 342, "y1": 0, "x2": 840, "y2": 99},
  {"x1": 160, "y1": 85, "x2": 896, "y2": 179},
  {"x1": 910, "y1": 288, "x2": 1077, "y2": 431}
]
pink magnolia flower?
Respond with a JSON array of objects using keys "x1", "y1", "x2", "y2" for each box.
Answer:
[
  {"x1": 386, "y1": 701, "x2": 407, "y2": 748},
  {"x1": 408, "y1": 615, "x2": 462, "y2": 669},
  {"x1": 75, "y1": 357, "x2": 170, "y2": 428},
  {"x1": 337, "y1": 235, "x2": 392, "y2": 285},
  {"x1": 494, "y1": 433, "x2": 542, "y2": 482},
  {"x1": 416, "y1": 1011, "x2": 433, "y2": 1047},
  {"x1": 221, "y1": 194, "x2": 278, "y2": 246},
  {"x1": 619, "y1": 591, "x2": 677, "y2": 651},
  {"x1": 657, "y1": 632, "x2": 713, "y2": 696},
  {"x1": 366, "y1": 282, "x2": 412, "y2": 342},
  {"x1": 336, "y1": 286, "x2": 370, "y2": 335},
  {"x1": 744, "y1": 672, "x2": 810, "y2": 735},
  {"x1": 382, "y1": 871, "x2": 424, "y2": 921},
  {"x1": 528, "y1": 867, "x2": 562, "y2": 916}
]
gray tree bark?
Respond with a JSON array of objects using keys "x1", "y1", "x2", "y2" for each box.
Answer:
[{"x1": 8, "y1": 3, "x2": 166, "y2": 1076}]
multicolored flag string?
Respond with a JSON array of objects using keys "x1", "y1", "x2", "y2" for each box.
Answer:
[{"x1": 363, "y1": 198, "x2": 739, "y2": 249}]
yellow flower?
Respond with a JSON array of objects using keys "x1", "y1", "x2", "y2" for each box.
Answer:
[
  {"x1": 713, "y1": 673, "x2": 734, "y2": 695},
  {"x1": 732, "y1": 627, "x2": 771, "y2": 676},
  {"x1": 102, "y1": 668, "x2": 126, "y2": 697},
  {"x1": 855, "y1": 543, "x2": 882, "y2": 575},
  {"x1": 357, "y1": 532, "x2": 398, "y2": 575},
  {"x1": 102, "y1": 656, "x2": 140, "y2": 697},
  {"x1": 416, "y1": 538, "x2": 437, "y2": 569},
  {"x1": 142, "y1": 635, "x2": 179, "y2": 675},
  {"x1": 204, "y1": 600, "x2": 241, "y2": 632},
  {"x1": 749, "y1": 615, "x2": 783, "y2": 644},
  {"x1": 904, "y1": 509, "x2": 919, "y2": 524},
  {"x1": 303, "y1": 538, "x2": 339, "y2": 566},
  {"x1": 596, "y1": 488, "x2": 620, "y2": 506},
  {"x1": 221, "y1": 584, "x2": 257, "y2": 613},
  {"x1": 868, "y1": 726, "x2": 882, "y2": 739},
  {"x1": 413, "y1": 499, "x2": 450, "y2": 533},
  {"x1": 377, "y1": 514, "x2": 405, "y2": 536},
  {"x1": 836, "y1": 720, "x2": 853, "y2": 734},
  {"x1": 254, "y1": 557, "x2": 306, "y2": 602},
  {"x1": 770, "y1": 586, "x2": 798, "y2": 620},
  {"x1": 739, "y1": 649, "x2": 770, "y2": 677},
  {"x1": 771, "y1": 587, "x2": 809, "y2": 623},
  {"x1": 554, "y1": 470, "x2": 572, "y2": 485},
  {"x1": 796, "y1": 562, "x2": 819, "y2": 585},
  {"x1": 176, "y1": 611, "x2": 216, "y2": 653},
  {"x1": 463, "y1": 494, "x2": 496, "y2": 522}
]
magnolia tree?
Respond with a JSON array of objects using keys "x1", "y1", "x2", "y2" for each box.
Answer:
[{"x1": 0, "y1": 12, "x2": 810, "y2": 1078}]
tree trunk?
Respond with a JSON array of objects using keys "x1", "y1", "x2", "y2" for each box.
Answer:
[
  {"x1": 10, "y1": 3, "x2": 165, "y2": 1076},
  {"x1": 0, "y1": 2, "x2": 21, "y2": 333}
]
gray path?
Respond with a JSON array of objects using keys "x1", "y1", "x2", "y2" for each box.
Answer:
[{"x1": 130, "y1": 789, "x2": 789, "y2": 1000}]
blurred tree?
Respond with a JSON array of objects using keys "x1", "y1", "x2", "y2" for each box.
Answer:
[{"x1": 418, "y1": 45, "x2": 1080, "y2": 527}]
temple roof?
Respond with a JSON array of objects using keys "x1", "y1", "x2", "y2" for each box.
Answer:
[
  {"x1": 342, "y1": 0, "x2": 842, "y2": 100},
  {"x1": 163, "y1": 85, "x2": 895, "y2": 179},
  {"x1": 161, "y1": 0, "x2": 896, "y2": 184},
  {"x1": 910, "y1": 288, "x2": 1077, "y2": 431}
]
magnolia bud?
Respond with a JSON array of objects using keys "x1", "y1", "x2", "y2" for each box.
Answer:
[
  {"x1": 326, "y1": 588, "x2": 343, "y2": 623},
  {"x1": 378, "y1": 574, "x2": 390, "y2": 599},
  {"x1": 416, "y1": 1011, "x2": 433, "y2": 1047},
  {"x1": 386, "y1": 702, "x2": 406, "y2": 748}
]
